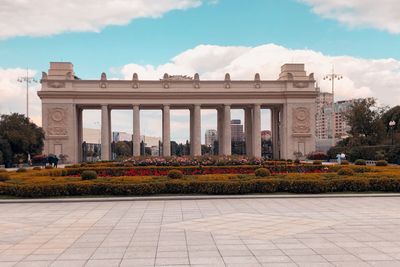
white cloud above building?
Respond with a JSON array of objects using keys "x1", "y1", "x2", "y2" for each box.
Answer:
[
  {"x1": 0, "y1": 0, "x2": 205, "y2": 39},
  {"x1": 300, "y1": 0, "x2": 400, "y2": 34}
]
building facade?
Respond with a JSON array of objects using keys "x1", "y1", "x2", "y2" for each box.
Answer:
[
  {"x1": 316, "y1": 91, "x2": 356, "y2": 143},
  {"x1": 205, "y1": 129, "x2": 218, "y2": 147},
  {"x1": 38, "y1": 62, "x2": 318, "y2": 163},
  {"x1": 231, "y1": 119, "x2": 244, "y2": 142}
]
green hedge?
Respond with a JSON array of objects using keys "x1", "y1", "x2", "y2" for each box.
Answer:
[
  {"x1": 2, "y1": 177, "x2": 400, "y2": 197},
  {"x1": 52, "y1": 164, "x2": 331, "y2": 177}
]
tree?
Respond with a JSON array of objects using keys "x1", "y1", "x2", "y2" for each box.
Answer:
[
  {"x1": 0, "y1": 137, "x2": 12, "y2": 166},
  {"x1": 382, "y1": 105, "x2": 400, "y2": 132},
  {"x1": 0, "y1": 113, "x2": 44, "y2": 163},
  {"x1": 115, "y1": 141, "x2": 131, "y2": 157},
  {"x1": 345, "y1": 98, "x2": 385, "y2": 145}
]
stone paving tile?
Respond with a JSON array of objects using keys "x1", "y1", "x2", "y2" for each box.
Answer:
[{"x1": 2, "y1": 197, "x2": 400, "y2": 266}]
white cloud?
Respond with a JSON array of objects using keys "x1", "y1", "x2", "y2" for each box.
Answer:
[
  {"x1": 300, "y1": 0, "x2": 400, "y2": 33},
  {"x1": 0, "y1": 0, "x2": 205, "y2": 39},
  {"x1": 0, "y1": 68, "x2": 41, "y2": 125},
  {"x1": 121, "y1": 43, "x2": 400, "y2": 105}
]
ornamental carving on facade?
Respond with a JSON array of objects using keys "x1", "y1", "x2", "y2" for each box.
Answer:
[
  {"x1": 48, "y1": 108, "x2": 67, "y2": 136},
  {"x1": 292, "y1": 107, "x2": 311, "y2": 134},
  {"x1": 132, "y1": 73, "x2": 139, "y2": 89},
  {"x1": 293, "y1": 81, "x2": 308, "y2": 88},
  {"x1": 48, "y1": 81, "x2": 65, "y2": 88},
  {"x1": 254, "y1": 73, "x2": 261, "y2": 88}
]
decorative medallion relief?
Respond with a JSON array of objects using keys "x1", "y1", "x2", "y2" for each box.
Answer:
[
  {"x1": 292, "y1": 107, "x2": 311, "y2": 134},
  {"x1": 293, "y1": 82, "x2": 308, "y2": 88},
  {"x1": 48, "y1": 81, "x2": 66, "y2": 88},
  {"x1": 48, "y1": 108, "x2": 68, "y2": 136}
]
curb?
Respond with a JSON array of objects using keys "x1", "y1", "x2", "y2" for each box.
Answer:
[{"x1": 1, "y1": 193, "x2": 400, "y2": 204}]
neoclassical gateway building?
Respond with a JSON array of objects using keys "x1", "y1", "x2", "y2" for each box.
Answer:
[{"x1": 38, "y1": 62, "x2": 317, "y2": 163}]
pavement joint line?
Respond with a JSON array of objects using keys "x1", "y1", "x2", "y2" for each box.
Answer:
[{"x1": 1, "y1": 193, "x2": 400, "y2": 204}]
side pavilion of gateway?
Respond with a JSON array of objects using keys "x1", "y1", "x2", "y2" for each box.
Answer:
[{"x1": 37, "y1": 62, "x2": 318, "y2": 163}]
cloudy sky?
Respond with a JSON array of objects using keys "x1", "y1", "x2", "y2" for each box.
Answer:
[{"x1": 0, "y1": 0, "x2": 399, "y2": 143}]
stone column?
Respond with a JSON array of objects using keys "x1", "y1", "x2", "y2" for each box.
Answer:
[
  {"x1": 76, "y1": 107, "x2": 83, "y2": 162},
  {"x1": 101, "y1": 105, "x2": 111, "y2": 160},
  {"x1": 162, "y1": 105, "x2": 171, "y2": 156},
  {"x1": 252, "y1": 104, "x2": 261, "y2": 158},
  {"x1": 191, "y1": 104, "x2": 202, "y2": 156},
  {"x1": 132, "y1": 105, "x2": 140, "y2": 157},
  {"x1": 223, "y1": 104, "x2": 231, "y2": 155},
  {"x1": 279, "y1": 105, "x2": 288, "y2": 159},
  {"x1": 244, "y1": 107, "x2": 253, "y2": 157},
  {"x1": 217, "y1": 107, "x2": 224, "y2": 155},
  {"x1": 190, "y1": 107, "x2": 194, "y2": 155},
  {"x1": 271, "y1": 107, "x2": 280, "y2": 159}
]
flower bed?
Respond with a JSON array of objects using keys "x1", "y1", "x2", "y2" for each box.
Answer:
[
  {"x1": 1, "y1": 176, "x2": 400, "y2": 197},
  {"x1": 75, "y1": 156, "x2": 296, "y2": 168},
  {"x1": 1, "y1": 161, "x2": 398, "y2": 198},
  {"x1": 56, "y1": 164, "x2": 332, "y2": 177}
]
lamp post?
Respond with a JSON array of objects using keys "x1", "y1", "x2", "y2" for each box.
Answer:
[
  {"x1": 389, "y1": 120, "x2": 396, "y2": 145},
  {"x1": 323, "y1": 66, "x2": 343, "y2": 147},
  {"x1": 17, "y1": 68, "x2": 37, "y2": 119}
]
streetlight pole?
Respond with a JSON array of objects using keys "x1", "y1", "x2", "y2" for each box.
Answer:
[
  {"x1": 17, "y1": 68, "x2": 37, "y2": 119},
  {"x1": 389, "y1": 120, "x2": 396, "y2": 145},
  {"x1": 323, "y1": 66, "x2": 343, "y2": 147}
]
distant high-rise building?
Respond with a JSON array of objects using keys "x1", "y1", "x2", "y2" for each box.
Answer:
[
  {"x1": 205, "y1": 129, "x2": 218, "y2": 146},
  {"x1": 112, "y1": 131, "x2": 132, "y2": 142},
  {"x1": 231, "y1": 119, "x2": 244, "y2": 141},
  {"x1": 316, "y1": 92, "x2": 334, "y2": 140},
  {"x1": 315, "y1": 91, "x2": 359, "y2": 151}
]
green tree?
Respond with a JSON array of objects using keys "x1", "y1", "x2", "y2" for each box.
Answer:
[
  {"x1": 0, "y1": 137, "x2": 12, "y2": 166},
  {"x1": 382, "y1": 105, "x2": 400, "y2": 131},
  {"x1": 115, "y1": 141, "x2": 131, "y2": 157},
  {"x1": 0, "y1": 113, "x2": 44, "y2": 163},
  {"x1": 345, "y1": 98, "x2": 385, "y2": 145}
]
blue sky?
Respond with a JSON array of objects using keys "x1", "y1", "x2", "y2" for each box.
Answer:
[
  {"x1": 1, "y1": 0, "x2": 399, "y2": 76},
  {"x1": 0, "y1": 0, "x2": 399, "y2": 142}
]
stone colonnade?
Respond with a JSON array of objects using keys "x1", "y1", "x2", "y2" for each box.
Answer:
[
  {"x1": 38, "y1": 62, "x2": 317, "y2": 163},
  {"x1": 76, "y1": 104, "x2": 283, "y2": 161}
]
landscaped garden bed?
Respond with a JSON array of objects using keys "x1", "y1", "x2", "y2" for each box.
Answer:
[{"x1": 0, "y1": 156, "x2": 399, "y2": 198}]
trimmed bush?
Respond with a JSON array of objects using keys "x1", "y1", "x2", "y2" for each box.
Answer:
[
  {"x1": 81, "y1": 170, "x2": 97, "y2": 180},
  {"x1": 32, "y1": 167, "x2": 42, "y2": 171},
  {"x1": 352, "y1": 166, "x2": 369, "y2": 173},
  {"x1": 313, "y1": 160, "x2": 322, "y2": 165},
  {"x1": 255, "y1": 168, "x2": 271, "y2": 177},
  {"x1": 167, "y1": 170, "x2": 183, "y2": 179},
  {"x1": 0, "y1": 173, "x2": 10, "y2": 182},
  {"x1": 354, "y1": 159, "x2": 366, "y2": 165},
  {"x1": 376, "y1": 160, "x2": 388, "y2": 166},
  {"x1": 307, "y1": 151, "x2": 328, "y2": 161},
  {"x1": 16, "y1": 168, "x2": 27, "y2": 173},
  {"x1": 45, "y1": 166, "x2": 54, "y2": 169},
  {"x1": 340, "y1": 160, "x2": 349, "y2": 165},
  {"x1": 337, "y1": 167, "x2": 354, "y2": 176}
]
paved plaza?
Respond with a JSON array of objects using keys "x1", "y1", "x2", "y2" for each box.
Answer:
[{"x1": 1, "y1": 197, "x2": 400, "y2": 266}]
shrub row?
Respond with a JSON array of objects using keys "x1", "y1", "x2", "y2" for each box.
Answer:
[
  {"x1": 56, "y1": 165, "x2": 331, "y2": 177},
  {"x1": 1, "y1": 177, "x2": 400, "y2": 197}
]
